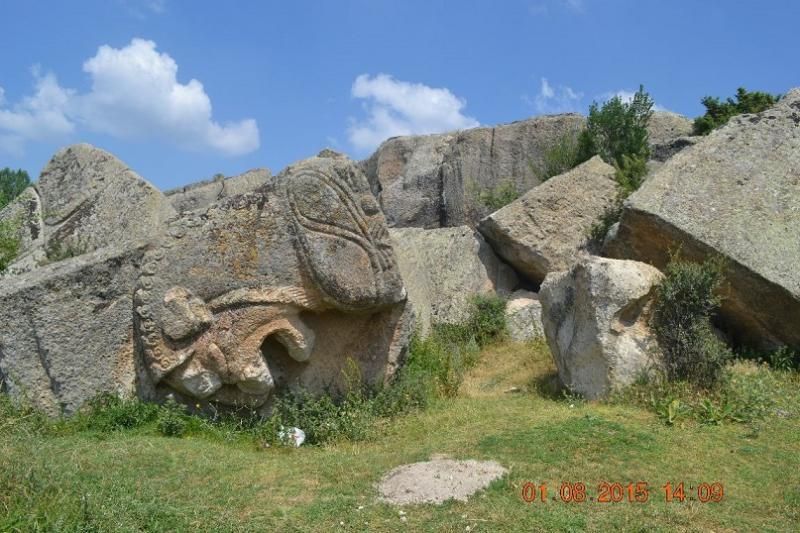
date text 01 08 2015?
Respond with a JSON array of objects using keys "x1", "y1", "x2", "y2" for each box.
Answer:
[{"x1": 521, "y1": 481, "x2": 724, "y2": 504}]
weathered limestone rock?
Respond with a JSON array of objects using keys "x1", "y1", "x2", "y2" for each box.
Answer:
[
  {"x1": 362, "y1": 114, "x2": 586, "y2": 228},
  {"x1": 605, "y1": 89, "x2": 800, "y2": 349},
  {"x1": 134, "y1": 152, "x2": 412, "y2": 411},
  {"x1": 505, "y1": 290, "x2": 543, "y2": 342},
  {"x1": 478, "y1": 156, "x2": 618, "y2": 286},
  {"x1": 389, "y1": 226, "x2": 517, "y2": 336},
  {"x1": 539, "y1": 256, "x2": 663, "y2": 400},
  {"x1": 165, "y1": 168, "x2": 271, "y2": 213},
  {"x1": 0, "y1": 246, "x2": 147, "y2": 414},
  {"x1": 1, "y1": 144, "x2": 175, "y2": 274}
]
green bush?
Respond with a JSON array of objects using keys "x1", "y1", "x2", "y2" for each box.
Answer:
[
  {"x1": 577, "y1": 85, "x2": 654, "y2": 174},
  {"x1": 156, "y1": 400, "x2": 189, "y2": 437},
  {"x1": 693, "y1": 87, "x2": 780, "y2": 135},
  {"x1": 468, "y1": 293, "x2": 508, "y2": 346},
  {"x1": 0, "y1": 218, "x2": 21, "y2": 272},
  {"x1": 536, "y1": 131, "x2": 581, "y2": 182},
  {"x1": 477, "y1": 181, "x2": 519, "y2": 211},
  {"x1": 0, "y1": 168, "x2": 31, "y2": 210},
  {"x1": 650, "y1": 255, "x2": 732, "y2": 387}
]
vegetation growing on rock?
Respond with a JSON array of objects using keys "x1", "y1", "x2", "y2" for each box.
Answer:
[{"x1": 693, "y1": 87, "x2": 780, "y2": 135}]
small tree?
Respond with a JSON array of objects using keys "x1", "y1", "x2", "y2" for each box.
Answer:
[
  {"x1": 0, "y1": 168, "x2": 31, "y2": 210},
  {"x1": 577, "y1": 85, "x2": 654, "y2": 175},
  {"x1": 693, "y1": 87, "x2": 780, "y2": 135}
]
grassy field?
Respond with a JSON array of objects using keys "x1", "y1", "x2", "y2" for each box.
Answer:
[{"x1": 1, "y1": 341, "x2": 799, "y2": 532}]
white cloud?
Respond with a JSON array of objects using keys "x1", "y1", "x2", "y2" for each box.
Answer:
[
  {"x1": 76, "y1": 39, "x2": 258, "y2": 155},
  {"x1": 0, "y1": 38, "x2": 259, "y2": 156},
  {"x1": 0, "y1": 70, "x2": 75, "y2": 155},
  {"x1": 348, "y1": 74, "x2": 479, "y2": 152},
  {"x1": 530, "y1": 0, "x2": 585, "y2": 16},
  {"x1": 529, "y1": 78, "x2": 583, "y2": 114}
]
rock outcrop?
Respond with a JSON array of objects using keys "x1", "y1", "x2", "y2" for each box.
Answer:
[
  {"x1": 1, "y1": 144, "x2": 176, "y2": 274},
  {"x1": 605, "y1": 89, "x2": 800, "y2": 350},
  {"x1": 389, "y1": 226, "x2": 517, "y2": 337},
  {"x1": 362, "y1": 114, "x2": 586, "y2": 228},
  {"x1": 478, "y1": 156, "x2": 618, "y2": 286},
  {"x1": 505, "y1": 290, "x2": 543, "y2": 342},
  {"x1": 0, "y1": 147, "x2": 413, "y2": 415},
  {"x1": 646, "y1": 111, "x2": 694, "y2": 148},
  {"x1": 165, "y1": 168, "x2": 271, "y2": 213},
  {"x1": 539, "y1": 256, "x2": 663, "y2": 400}
]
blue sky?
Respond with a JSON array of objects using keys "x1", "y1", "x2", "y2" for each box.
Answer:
[{"x1": 1, "y1": 0, "x2": 798, "y2": 190}]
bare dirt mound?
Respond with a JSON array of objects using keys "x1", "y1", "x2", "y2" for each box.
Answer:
[{"x1": 377, "y1": 459, "x2": 507, "y2": 505}]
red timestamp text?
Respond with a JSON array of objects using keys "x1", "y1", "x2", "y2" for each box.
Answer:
[{"x1": 521, "y1": 481, "x2": 724, "y2": 504}]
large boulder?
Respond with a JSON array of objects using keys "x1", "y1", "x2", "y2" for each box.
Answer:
[
  {"x1": 0, "y1": 246, "x2": 147, "y2": 414},
  {"x1": 505, "y1": 290, "x2": 544, "y2": 342},
  {"x1": 389, "y1": 226, "x2": 517, "y2": 337},
  {"x1": 164, "y1": 168, "x2": 271, "y2": 213},
  {"x1": 134, "y1": 151, "x2": 412, "y2": 412},
  {"x1": 1, "y1": 144, "x2": 175, "y2": 273},
  {"x1": 605, "y1": 89, "x2": 800, "y2": 350},
  {"x1": 646, "y1": 111, "x2": 694, "y2": 148},
  {"x1": 478, "y1": 156, "x2": 619, "y2": 286},
  {"x1": 539, "y1": 256, "x2": 663, "y2": 400},
  {"x1": 362, "y1": 114, "x2": 586, "y2": 228}
]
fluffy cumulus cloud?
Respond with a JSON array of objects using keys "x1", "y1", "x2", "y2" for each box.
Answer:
[
  {"x1": 348, "y1": 74, "x2": 479, "y2": 152},
  {"x1": 530, "y1": 78, "x2": 583, "y2": 114},
  {"x1": 0, "y1": 70, "x2": 75, "y2": 155},
  {"x1": 0, "y1": 38, "x2": 259, "y2": 156}
]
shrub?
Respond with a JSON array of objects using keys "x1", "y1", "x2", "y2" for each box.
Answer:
[
  {"x1": 468, "y1": 293, "x2": 508, "y2": 346},
  {"x1": 0, "y1": 218, "x2": 21, "y2": 272},
  {"x1": 477, "y1": 181, "x2": 519, "y2": 211},
  {"x1": 650, "y1": 255, "x2": 732, "y2": 387},
  {"x1": 0, "y1": 168, "x2": 31, "y2": 210},
  {"x1": 156, "y1": 400, "x2": 189, "y2": 437},
  {"x1": 693, "y1": 87, "x2": 780, "y2": 135},
  {"x1": 536, "y1": 131, "x2": 581, "y2": 182},
  {"x1": 577, "y1": 85, "x2": 654, "y2": 173}
]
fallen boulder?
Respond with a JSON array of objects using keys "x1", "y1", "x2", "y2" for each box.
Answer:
[
  {"x1": 605, "y1": 89, "x2": 800, "y2": 350},
  {"x1": 389, "y1": 226, "x2": 517, "y2": 337},
  {"x1": 0, "y1": 245, "x2": 147, "y2": 414},
  {"x1": 478, "y1": 156, "x2": 618, "y2": 286},
  {"x1": 505, "y1": 290, "x2": 544, "y2": 342},
  {"x1": 539, "y1": 256, "x2": 663, "y2": 400}
]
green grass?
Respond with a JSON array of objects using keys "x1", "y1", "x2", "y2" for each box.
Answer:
[{"x1": 1, "y1": 341, "x2": 799, "y2": 531}]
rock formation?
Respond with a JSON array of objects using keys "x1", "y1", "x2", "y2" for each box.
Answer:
[
  {"x1": 539, "y1": 256, "x2": 663, "y2": 400},
  {"x1": 605, "y1": 89, "x2": 800, "y2": 350},
  {"x1": 361, "y1": 114, "x2": 586, "y2": 228},
  {"x1": 389, "y1": 226, "x2": 517, "y2": 336},
  {"x1": 0, "y1": 144, "x2": 176, "y2": 274},
  {"x1": 0, "y1": 147, "x2": 412, "y2": 415},
  {"x1": 478, "y1": 156, "x2": 618, "y2": 286}
]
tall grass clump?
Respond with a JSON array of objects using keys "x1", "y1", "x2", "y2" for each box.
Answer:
[{"x1": 535, "y1": 131, "x2": 581, "y2": 182}]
